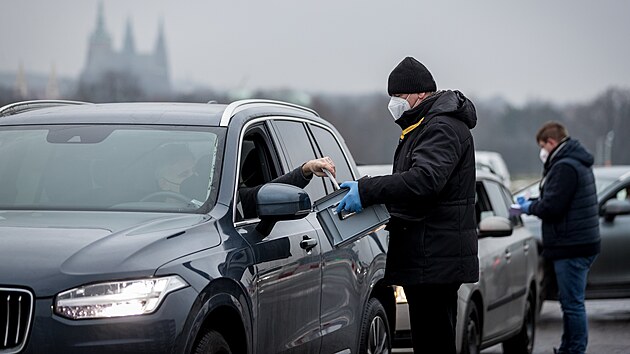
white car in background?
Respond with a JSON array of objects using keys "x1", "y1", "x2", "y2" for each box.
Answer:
[
  {"x1": 358, "y1": 165, "x2": 539, "y2": 354},
  {"x1": 475, "y1": 150, "x2": 511, "y2": 190}
]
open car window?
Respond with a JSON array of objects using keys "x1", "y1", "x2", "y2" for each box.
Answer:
[{"x1": 235, "y1": 124, "x2": 281, "y2": 222}]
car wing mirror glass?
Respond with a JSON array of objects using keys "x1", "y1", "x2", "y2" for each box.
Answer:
[
  {"x1": 255, "y1": 183, "x2": 311, "y2": 236},
  {"x1": 478, "y1": 216, "x2": 513, "y2": 238}
]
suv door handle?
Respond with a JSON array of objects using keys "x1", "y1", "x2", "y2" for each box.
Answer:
[
  {"x1": 504, "y1": 249, "x2": 512, "y2": 260},
  {"x1": 300, "y1": 236, "x2": 318, "y2": 251}
]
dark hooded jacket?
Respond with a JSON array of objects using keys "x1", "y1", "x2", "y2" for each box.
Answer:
[
  {"x1": 359, "y1": 90, "x2": 479, "y2": 285},
  {"x1": 529, "y1": 138, "x2": 601, "y2": 260}
]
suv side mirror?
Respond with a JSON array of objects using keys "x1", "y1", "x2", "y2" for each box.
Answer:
[
  {"x1": 478, "y1": 216, "x2": 513, "y2": 238},
  {"x1": 255, "y1": 183, "x2": 311, "y2": 236},
  {"x1": 602, "y1": 199, "x2": 630, "y2": 223}
]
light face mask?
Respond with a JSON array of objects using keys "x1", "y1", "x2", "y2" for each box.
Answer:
[
  {"x1": 388, "y1": 96, "x2": 411, "y2": 120},
  {"x1": 539, "y1": 148, "x2": 549, "y2": 163}
]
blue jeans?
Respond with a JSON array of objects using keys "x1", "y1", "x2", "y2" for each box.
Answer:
[{"x1": 553, "y1": 255, "x2": 597, "y2": 354}]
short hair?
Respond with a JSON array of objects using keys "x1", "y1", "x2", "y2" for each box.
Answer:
[{"x1": 536, "y1": 121, "x2": 568, "y2": 143}]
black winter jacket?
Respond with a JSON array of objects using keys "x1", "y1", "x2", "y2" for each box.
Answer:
[
  {"x1": 530, "y1": 138, "x2": 601, "y2": 260},
  {"x1": 359, "y1": 90, "x2": 479, "y2": 285}
]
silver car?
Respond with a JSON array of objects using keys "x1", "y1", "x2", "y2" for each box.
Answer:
[
  {"x1": 358, "y1": 166, "x2": 539, "y2": 354},
  {"x1": 515, "y1": 165, "x2": 630, "y2": 301}
]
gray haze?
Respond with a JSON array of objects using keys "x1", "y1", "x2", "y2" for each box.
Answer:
[{"x1": 2, "y1": 0, "x2": 630, "y2": 104}]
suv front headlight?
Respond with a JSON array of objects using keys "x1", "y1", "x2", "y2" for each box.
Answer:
[{"x1": 54, "y1": 275, "x2": 188, "y2": 319}]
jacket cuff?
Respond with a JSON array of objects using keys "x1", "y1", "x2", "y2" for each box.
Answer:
[
  {"x1": 357, "y1": 177, "x2": 371, "y2": 207},
  {"x1": 299, "y1": 164, "x2": 313, "y2": 181}
]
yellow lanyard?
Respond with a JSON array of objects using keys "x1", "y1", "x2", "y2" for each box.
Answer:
[{"x1": 400, "y1": 117, "x2": 425, "y2": 140}]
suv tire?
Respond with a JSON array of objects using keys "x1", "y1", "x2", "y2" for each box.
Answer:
[
  {"x1": 358, "y1": 297, "x2": 391, "y2": 354},
  {"x1": 194, "y1": 329, "x2": 232, "y2": 354}
]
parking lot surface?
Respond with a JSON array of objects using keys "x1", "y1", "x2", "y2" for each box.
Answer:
[{"x1": 394, "y1": 299, "x2": 630, "y2": 354}]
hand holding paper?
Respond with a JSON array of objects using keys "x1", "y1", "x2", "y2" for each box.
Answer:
[{"x1": 517, "y1": 196, "x2": 532, "y2": 214}]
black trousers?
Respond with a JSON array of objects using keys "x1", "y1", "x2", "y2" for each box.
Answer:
[{"x1": 404, "y1": 283, "x2": 461, "y2": 354}]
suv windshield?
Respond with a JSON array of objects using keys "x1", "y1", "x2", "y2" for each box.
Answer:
[{"x1": 0, "y1": 125, "x2": 224, "y2": 212}]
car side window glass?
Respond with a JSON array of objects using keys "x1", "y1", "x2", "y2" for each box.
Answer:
[
  {"x1": 475, "y1": 181, "x2": 493, "y2": 222},
  {"x1": 272, "y1": 120, "x2": 327, "y2": 201},
  {"x1": 500, "y1": 185, "x2": 522, "y2": 226},
  {"x1": 309, "y1": 124, "x2": 354, "y2": 190},
  {"x1": 614, "y1": 185, "x2": 630, "y2": 201},
  {"x1": 485, "y1": 181, "x2": 509, "y2": 219}
]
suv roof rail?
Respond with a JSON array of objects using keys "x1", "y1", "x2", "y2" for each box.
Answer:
[
  {"x1": 219, "y1": 99, "x2": 318, "y2": 126},
  {"x1": 0, "y1": 100, "x2": 93, "y2": 117}
]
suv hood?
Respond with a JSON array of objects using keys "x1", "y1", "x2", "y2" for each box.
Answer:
[{"x1": 0, "y1": 211, "x2": 219, "y2": 297}]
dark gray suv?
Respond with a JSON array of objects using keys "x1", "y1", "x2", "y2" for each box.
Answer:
[{"x1": 0, "y1": 100, "x2": 394, "y2": 354}]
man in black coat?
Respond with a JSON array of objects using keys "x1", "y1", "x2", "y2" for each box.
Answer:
[
  {"x1": 518, "y1": 122, "x2": 600, "y2": 354},
  {"x1": 337, "y1": 57, "x2": 479, "y2": 353}
]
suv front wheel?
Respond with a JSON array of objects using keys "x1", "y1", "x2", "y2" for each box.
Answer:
[
  {"x1": 358, "y1": 297, "x2": 391, "y2": 354},
  {"x1": 194, "y1": 329, "x2": 231, "y2": 354}
]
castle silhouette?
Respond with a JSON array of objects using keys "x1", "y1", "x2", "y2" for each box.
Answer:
[{"x1": 79, "y1": 2, "x2": 171, "y2": 97}]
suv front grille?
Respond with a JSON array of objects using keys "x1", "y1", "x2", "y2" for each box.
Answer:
[{"x1": 0, "y1": 288, "x2": 33, "y2": 354}]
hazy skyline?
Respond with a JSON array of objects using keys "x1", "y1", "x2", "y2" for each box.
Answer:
[{"x1": 2, "y1": 0, "x2": 629, "y2": 104}]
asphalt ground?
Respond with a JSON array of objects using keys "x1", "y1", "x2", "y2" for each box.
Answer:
[{"x1": 393, "y1": 299, "x2": 630, "y2": 354}]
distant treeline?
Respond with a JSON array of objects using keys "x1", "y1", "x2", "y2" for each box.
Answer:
[
  {"x1": 1, "y1": 77, "x2": 628, "y2": 177},
  {"x1": 311, "y1": 88, "x2": 630, "y2": 178}
]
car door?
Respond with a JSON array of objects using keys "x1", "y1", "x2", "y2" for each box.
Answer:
[
  {"x1": 307, "y1": 122, "x2": 377, "y2": 354},
  {"x1": 234, "y1": 121, "x2": 322, "y2": 354},
  {"x1": 589, "y1": 180, "x2": 630, "y2": 290},
  {"x1": 476, "y1": 180, "x2": 522, "y2": 338},
  {"x1": 494, "y1": 180, "x2": 533, "y2": 321}
]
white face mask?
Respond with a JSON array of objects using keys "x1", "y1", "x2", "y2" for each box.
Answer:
[
  {"x1": 388, "y1": 96, "x2": 411, "y2": 120},
  {"x1": 539, "y1": 148, "x2": 549, "y2": 163}
]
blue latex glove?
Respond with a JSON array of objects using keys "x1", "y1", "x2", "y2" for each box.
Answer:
[
  {"x1": 336, "y1": 181, "x2": 363, "y2": 214},
  {"x1": 517, "y1": 196, "x2": 532, "y2": 214}
]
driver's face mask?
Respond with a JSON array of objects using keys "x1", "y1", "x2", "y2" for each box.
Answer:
[{"x1": 158, "y1": 160, "x2": 194, "y2": 193}]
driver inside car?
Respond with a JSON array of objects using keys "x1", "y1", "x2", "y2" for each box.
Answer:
[
  {"x1": 156, "y1": 149, "x2": 195, "y2": 194},
  {"x1": 138, "y1": 143, "x2": 198, "y2": 205}
]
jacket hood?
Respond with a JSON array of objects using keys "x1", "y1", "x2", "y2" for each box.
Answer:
[
  {"x1": 397, "y1": 90, "x2": 477, "y2": 130},
  {"x1": 429, "y1": 90, "x2": 477, "y2": 129},
  {"x1": 548, "y1": 138, "x2": 594, "y2": 169}
]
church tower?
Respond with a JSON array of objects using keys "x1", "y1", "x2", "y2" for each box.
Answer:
[
  {"x1": 122, "y1": 18, "x2": 136, "y2": 56},
  {"x1": 80, "y1": 1, "x2": 113, "y2": 83},
  {"x1": 46, "y1": 63, "x2": 60, "y2": 99},
  {"x1": 78, "y1": 2, "x2": 171, "y2": 98},
  {"x1": 14, "y1": 62, "x2": 28, "y2": 98},
  {"x1": 150, "y1": 18, "x2": 171, "y2": 96}
]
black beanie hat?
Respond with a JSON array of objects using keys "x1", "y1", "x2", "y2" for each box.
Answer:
[{"x1": 387, "y1": 57, "x2": 437, "y2": 96}]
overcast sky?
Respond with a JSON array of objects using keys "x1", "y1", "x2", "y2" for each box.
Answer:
[{"x1": 2, "y1": 0, "x2": 629, "y2": 104}]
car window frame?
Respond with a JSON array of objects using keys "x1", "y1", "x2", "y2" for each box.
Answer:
[
  {"x1": 306, "y1": 122, "x2": 355, "y2": 194},
  {"x1": 268, "y1": 119, "x2": 328, "y2": 202},
  {"x1": 600, "y1": 179, "x2": 630, "y2": 205},
  {"x1": 232, "y1": 118, "x2": 284, "y2": 226}
]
